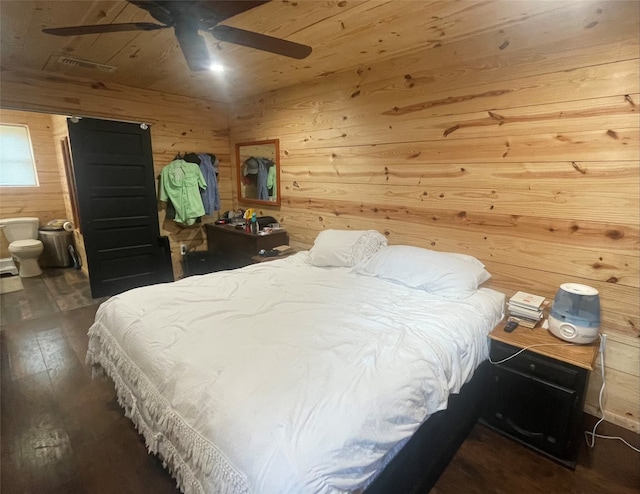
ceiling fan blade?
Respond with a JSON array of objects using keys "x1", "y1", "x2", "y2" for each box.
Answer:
[
  {"x1": 42, "y1": 22, "x2": 168, "y2": 36},
  {"x1": 210, "y1": 25, "x2": 312, "y2": 59},
  {"x1": 174, "y1": 19, "x2": 211, "y2": 71}
]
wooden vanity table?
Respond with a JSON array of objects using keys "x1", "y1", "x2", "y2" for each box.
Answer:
[{"x1": 204, "y1": 223, "x2": 289, "y2": 271}]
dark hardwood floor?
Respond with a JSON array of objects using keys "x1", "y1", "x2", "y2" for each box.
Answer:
[
  {"x1": 1, "y1": 269, "x2": 639, "y2": 493},
  {"x1": 0, "y1": 268, "x2": 107, "y2": 326}
]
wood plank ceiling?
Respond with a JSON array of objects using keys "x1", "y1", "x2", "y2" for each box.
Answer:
[{"x1": 0, "y1": 0, "x2": 585, "y2": 103}]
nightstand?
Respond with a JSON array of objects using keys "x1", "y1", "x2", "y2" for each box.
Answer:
[{"x1": 481, "y1": 323, "x2": 598, "y2": 469}]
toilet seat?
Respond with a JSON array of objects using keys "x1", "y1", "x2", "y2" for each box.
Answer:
[
  {"x1": 10, "y1": 239, "x2": 43, "y2": 251},
  {"x1": 8, "y1": 239, "x2": 43, "y2": 277}
]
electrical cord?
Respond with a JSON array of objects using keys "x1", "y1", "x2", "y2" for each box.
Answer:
[
  {"x1": 488, "y1": 342, "x2": 575, "y2": 365},
  {"x1": 583, "y1": 336, "x2": 640, "y2": 453}
]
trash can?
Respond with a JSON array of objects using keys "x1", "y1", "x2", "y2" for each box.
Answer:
[{"x1": 38, "y1": 229, "x2": 74, "y2": 267}]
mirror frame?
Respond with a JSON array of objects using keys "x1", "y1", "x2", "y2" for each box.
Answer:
[{"x1": 235, "y1": 139, "x2": 281, "y2": 207}]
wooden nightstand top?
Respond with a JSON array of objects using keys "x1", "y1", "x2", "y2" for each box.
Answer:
[{"x1": 489, "y1": 322, "x2": 598, "y2": 371}]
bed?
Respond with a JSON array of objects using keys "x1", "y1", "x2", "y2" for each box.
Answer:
[{"x1": 87, "y1": 231, "x2": 504, "y2": 494}]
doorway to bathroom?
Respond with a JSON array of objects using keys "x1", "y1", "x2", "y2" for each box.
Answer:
[{"x1": 0, "y1": 109, "x2": 173, "y2": 299}]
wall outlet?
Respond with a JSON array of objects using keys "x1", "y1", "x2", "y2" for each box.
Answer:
[{"x1": 180, "y1": 244, "x2": 187, "y2": 256}]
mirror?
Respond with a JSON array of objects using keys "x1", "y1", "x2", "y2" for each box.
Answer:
[{"x1": 236, "y1": 139, "x2": 281, "y2": 206}]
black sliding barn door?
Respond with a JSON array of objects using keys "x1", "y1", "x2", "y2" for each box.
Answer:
[{"x1": 67, "y1": 117, "x2": 173, "y2": 298}]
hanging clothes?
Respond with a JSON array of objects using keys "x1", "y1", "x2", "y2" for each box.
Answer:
[
  {"x1": 159, "y1": 159, "x2": 206, "y2": 226},
  {"x1": 257, "y1": 159, "x2": 269, "y2": 201},
  {"x1": 242, "y1": 156, "x2": 271, "y2": 200},
  {"x1": 183, "y1": 153, "x2": 201, "y2": 166},
  {"x1": 267, "y1": 163, "x2": 277, "y2": 200},
  {"x1": 197, "y1": 153, "x2": 220, "y2": 214}
]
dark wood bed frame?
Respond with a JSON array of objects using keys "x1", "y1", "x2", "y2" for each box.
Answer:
[{"x1": 364, "y1": 361, "x2": 488, "y2": 493}]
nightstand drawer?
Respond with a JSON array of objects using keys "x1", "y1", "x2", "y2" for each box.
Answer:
[
  {"x1": 490, "y1": 340, "x2": 581, "y2": 389},
  {"x1": 484, "y1": 366, "x2": 578, "y2": 460}
]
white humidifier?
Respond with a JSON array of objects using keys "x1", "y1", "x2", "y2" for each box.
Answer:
[{"x1": 548, "y1": 283, "x2": 600, "y2": 344}]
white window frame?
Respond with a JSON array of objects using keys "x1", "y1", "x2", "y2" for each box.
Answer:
[{"x1": 0, "y1": 123, "x2": 39, "y2": 187}]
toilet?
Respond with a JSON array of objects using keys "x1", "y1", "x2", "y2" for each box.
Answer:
[{"x1": 0, "y1": 217, "x2": 44, "y2": 277}]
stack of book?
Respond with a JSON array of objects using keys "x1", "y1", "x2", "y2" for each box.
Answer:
[{"x1": 507, "y1": 291, "x2": 547, "y2": 328}]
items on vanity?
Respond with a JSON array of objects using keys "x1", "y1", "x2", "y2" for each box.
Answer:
[{"x1": 204, "y1": 223, "x2": 289, "y2": 272}]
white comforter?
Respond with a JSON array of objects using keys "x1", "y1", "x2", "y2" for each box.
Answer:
[{"x1": 87, "y1": 252, "x2": 504, "y2": 494}]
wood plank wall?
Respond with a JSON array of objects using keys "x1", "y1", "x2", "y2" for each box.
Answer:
[
  {"x1": 228, "y1": 1, "x2": 640, "y2": 432},
  {"x1": 0, "y1": 69, "x2": 232, "y2": 278},
  {"x1": 49, "y1": 114, "x2": 89, "y2": 276},
  {"x1": 0, "y1": 109, "x2": 67, "y2": 258}
]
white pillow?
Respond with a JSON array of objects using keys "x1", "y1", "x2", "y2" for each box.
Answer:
[
  {"x1": 449, "y1": 252, "x2": 491, "y2": 285},
  {"x1": 449, "y1": 252, "x2": 486, "y2": 268},
  {"x1": 307, "y1": 229, "x2": 388, "y2": 267},
  {"x1": 353, "y1": 245, "x2": 491, "y2": 299}
]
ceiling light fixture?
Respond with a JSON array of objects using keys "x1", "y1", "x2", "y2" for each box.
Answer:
[{"x1": 209, "y1": 62, "x2": 224, "y2": 73}]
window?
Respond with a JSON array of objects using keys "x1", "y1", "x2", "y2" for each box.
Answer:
[{"x1": 0, "y1": 124, "x2": 39, "y2": 187}]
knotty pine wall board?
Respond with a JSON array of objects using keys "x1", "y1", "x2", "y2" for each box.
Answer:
[
  {"x1": 280, "y1": 207, "x2": 638, "y2": 313},
  {"x1": 243, "y1": 0, "x2": 591, "y2": 87},
  {"x1": 208, "y1": 0, "x2": 575, "y2": 100},
  {"x1": 593, "y1": 331, "x2": 640, "y2": 433},
  {"x1": 600, "y1": 333, "x2": 640, "y2": 378},
  {"x1": 150, "y1": 127, "x2": 230, "y2": 152},
  {"x1": 279, "y1": 201, "x2": 638, "y2": 283},
  {"x1": 229, "y1": 14, "x2": 640, "y2": 129},
  {"x1": 242, "y1": 96, "x2": 638, "y2": 148},
  {"x1": 280, "y1": 160, "x2": 639, "y2": 194},
  {"x1": 0, "y1": 69, "x2": 223, "y2": 128},
  {"x1": 281, "y1": 177, "x2": 638, "y2": 224},
  {"x1": 230, "y1": 62, "x2": 639, "y2": 144},
  {"x1": 228, "y1": 2, "x2": 639, "y2": 120},
  {"x1": 229, "y1": 3, "x2": 639, "y2": 139},
  {"x1": 49, "y1": 114, "x2": 89, "y2": 276},
  {"x1": 587, "y1": 354, "x2": 640, "y2": 433},
  {"x1": 275, "y1": 137, "x2": 638, "y2": 175},
  {"x1": 228, "y1": 2, "x2": 639, "y2": 431},
  {"x1": 279, "y1": 194, "x2": 639, "y2": 261},
  {"x1": 235, "y1": 36, "x2": 638, "y2": 132}
]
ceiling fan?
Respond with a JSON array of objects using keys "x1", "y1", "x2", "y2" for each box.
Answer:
[{"x1": 42, "y1": 0, "x2": 312, "y2": 71}]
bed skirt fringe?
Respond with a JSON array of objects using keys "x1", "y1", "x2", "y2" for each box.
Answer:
[{"x1": 86, "y1": 322, "x2": 250, "y2": 494}]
